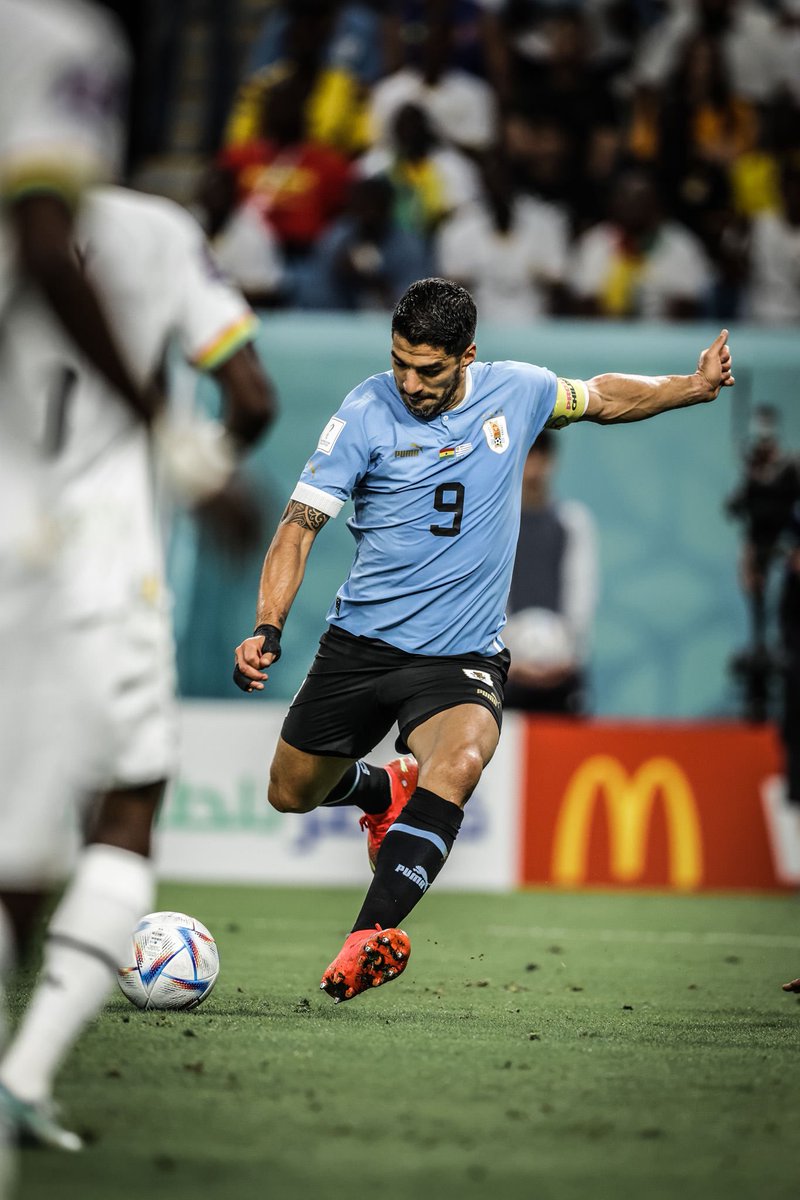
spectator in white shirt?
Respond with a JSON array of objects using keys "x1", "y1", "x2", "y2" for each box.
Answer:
[
  {"x1": 748, "y1": 153, "x2": 800, "y2": 324},
  {"x1": 569, "y1": 164, "x2": 713, "y2": 319},
  {"x1": 369, "y1": 7, "x2": 499, "y2": 154},
  {"x1": 357, "y1": 102, "x2": 481, "y2": 238},
  {"x1": 775, "y1": 0, "x2": 800, "y2": 106},
  {"x1": 632, "y1": 0, "x2": 784, "y2": 105},
  {"x1": 436, "y1": 150, "x2": 568, "y2": 321}
]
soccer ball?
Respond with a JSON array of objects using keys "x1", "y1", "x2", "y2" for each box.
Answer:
[{"x1": 117, "y1": 911, "x2": 220, "y2": 1011}]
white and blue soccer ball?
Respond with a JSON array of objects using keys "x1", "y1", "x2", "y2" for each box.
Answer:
[{"x1": 117, "y1": 911, "x2": 220, "y2": 1011}]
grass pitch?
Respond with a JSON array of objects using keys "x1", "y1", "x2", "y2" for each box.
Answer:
[{"x1": 9, "y1": 884, "x2": 799, "y2": 1200}]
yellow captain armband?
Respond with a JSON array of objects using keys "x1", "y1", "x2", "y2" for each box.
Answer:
[{"x1": 546, "y1": 378, "x2": 589, "y2": 429}]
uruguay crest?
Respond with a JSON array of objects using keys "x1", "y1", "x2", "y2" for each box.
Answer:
[{"x1": 482, "y1": 413, "x2": 509, "y2": 454}]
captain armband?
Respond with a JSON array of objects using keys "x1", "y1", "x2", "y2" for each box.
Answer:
[{"x1": 546, "y1": 378, "x2": 589, "y2": 430}]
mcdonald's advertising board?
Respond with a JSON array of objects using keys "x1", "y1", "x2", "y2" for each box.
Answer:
[{"x1": 520, "y1": 720, "x2": 792, "y2": 891}]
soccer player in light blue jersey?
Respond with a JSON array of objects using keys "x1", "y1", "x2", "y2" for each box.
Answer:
[{"x1": 234, "y1": 277, "x2": 735, "y2": 1003}]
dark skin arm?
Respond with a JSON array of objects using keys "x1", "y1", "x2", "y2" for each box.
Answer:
[
  {"x1": 189, "y1": 341, "x2": 278, "y2": 557},
  {"x1": 12, "y1": 193, "x2": 158, "y2": 422},
  {"x1": 213, "y1": 341, "x2": 277, "y2": 448}
]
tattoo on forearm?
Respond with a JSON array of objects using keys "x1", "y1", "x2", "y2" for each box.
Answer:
[{"x1": 280, "y1": 500, "x2": 330, "y2": 532}]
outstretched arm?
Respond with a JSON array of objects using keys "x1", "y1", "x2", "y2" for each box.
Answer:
[
  {"x1": 233, "y1": 500, "x2": 330, "y2": 692},
  {"x1": 583, "y1": 329, "x2": 734, "y2": 424}
]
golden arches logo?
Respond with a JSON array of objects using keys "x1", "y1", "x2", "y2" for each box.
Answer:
[{"x1": 551, "y1": 755, "x2": 704, "y2": 889}]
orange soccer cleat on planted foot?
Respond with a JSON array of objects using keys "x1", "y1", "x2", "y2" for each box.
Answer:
[
  {"x1": 359, "y1": 755, "x2": 418, "y2": 870},
  {"x1": 320, "y1": 925, "x2": 411, "y2": 1004}
]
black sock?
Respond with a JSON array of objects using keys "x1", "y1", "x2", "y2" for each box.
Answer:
[
  {"x1": 351, "y1": 787, "x2": 463, "y2": 932},
  {"x1": 320, "y1": 761, "x2": 391, "y2": 815}
]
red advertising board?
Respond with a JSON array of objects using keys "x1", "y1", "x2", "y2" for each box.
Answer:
[{"x1": 520, "y1": 720, "x2": 790, "y2": 891}]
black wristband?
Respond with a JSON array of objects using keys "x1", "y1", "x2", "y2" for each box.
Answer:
[
  {"x1": 253, "y1": 623, "x2": 282, "y2": 662},
  {"x1": 232, "y1": 624, "x2": 282, "y2": 692}
]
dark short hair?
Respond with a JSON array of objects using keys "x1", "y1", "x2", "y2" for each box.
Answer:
[{"x1": 392, "y1": 278, "x2": 477, "y2": 357}]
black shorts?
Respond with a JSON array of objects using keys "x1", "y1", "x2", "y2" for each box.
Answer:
[{"x1": 281, "y1": 625, "x2": 511, "y2": 760}]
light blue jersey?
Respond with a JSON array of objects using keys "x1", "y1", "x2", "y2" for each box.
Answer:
[{"x1": 292, "y1": 361, "x2": 567, "y2": 656}]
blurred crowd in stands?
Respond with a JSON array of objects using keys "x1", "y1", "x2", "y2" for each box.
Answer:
[{"x1": 126, "y1": 0, "x2": 800, "y2": 322}]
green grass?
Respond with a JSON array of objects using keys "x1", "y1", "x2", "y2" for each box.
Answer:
[{"x1": 9, "y1": 885, "x2": 800, "y2": 1200}]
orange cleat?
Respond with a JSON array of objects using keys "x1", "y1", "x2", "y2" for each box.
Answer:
[
  {"x1": 359, "y1": 755, "x2": 418, "y2": 870},
  {"x1": 319, "y1": 925, "x2": 411, "y2": 1004},
  {"x1": 782, "y1": 977, "x2": 800, "y2": 992}
]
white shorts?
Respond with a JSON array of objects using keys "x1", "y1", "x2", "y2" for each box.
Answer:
[
  {"x1": 0, "y1": 561, "x2": 84, "y2": 888},
  {"x1": 76, "y1": 601, "x2": 179, "y2": 793},
  {"x1": 0, "y1": 596, "x2": 178, "y2": 890}
]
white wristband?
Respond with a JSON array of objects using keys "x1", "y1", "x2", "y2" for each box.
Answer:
[{"x1": 153, "y1": 413, "x2": 237, "y2": 505}]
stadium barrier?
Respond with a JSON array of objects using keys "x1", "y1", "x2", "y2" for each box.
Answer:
[
  {"x1": 156, "y1": 703, "x2": 796, "y2": 893},
  {"x1": 155, "y1": 701, "x2": 521, "y2": 891}
]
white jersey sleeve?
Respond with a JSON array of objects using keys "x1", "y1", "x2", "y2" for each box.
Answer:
[
  {"x1": 165, "y1": 202, "x2": 259, "y2": 372},
  {"x1": 0, "y1": 0, "x2": 128, "y2": 205}
]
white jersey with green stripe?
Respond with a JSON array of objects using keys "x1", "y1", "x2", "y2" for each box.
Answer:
[
  {"x1": 66, "y1": 187, "x2": 257, "y2": 617},
  {"x1": 0, "y1": 0, "x2": 128, "y2": 569},
  {"x1": 293, "y1": 360, "x2": 581, "y2": 656},
  {"x1": 0, "y1": 186, "x2": 257, "y2": 617}
]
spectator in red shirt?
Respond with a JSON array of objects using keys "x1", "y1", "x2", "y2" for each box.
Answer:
[{"x1": 215, "y1": 73, "x2": 352, "y2": 261}]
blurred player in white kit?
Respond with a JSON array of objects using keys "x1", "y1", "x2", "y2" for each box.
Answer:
[
  {"x1": 0, "y1": 187, "x2": 275, "y2": 1151},
  {"x1": 0, "y1": 0, "x2": 276, "y2": 1159},
  {"x1": 0, "y1": 0, "x2": 133, "y2": 1180}
]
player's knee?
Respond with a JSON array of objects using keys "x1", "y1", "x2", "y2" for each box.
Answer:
[
  {"x1": 444, "y1": 745, "x2": 485, "y2": 802},
  {"x1": 267, "y1": 773, "x2": 316, "y2": 814}
]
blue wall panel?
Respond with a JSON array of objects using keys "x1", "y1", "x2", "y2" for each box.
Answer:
[{"x1": 171, "y1": 315, "x2": 799, "y2": 719}]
